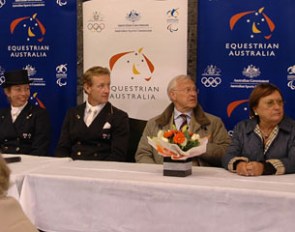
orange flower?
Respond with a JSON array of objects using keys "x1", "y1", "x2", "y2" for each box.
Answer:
[
  {"x1": 173, "y1": 131, "x2": 186, "y2": 144},
  {"x1": 164, "y1": 130, "x2": 175, "y2": 138}
]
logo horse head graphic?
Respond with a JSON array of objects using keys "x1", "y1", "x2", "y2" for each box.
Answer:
[
  {"x1": 10, "y1": 13, "x2": 46, "y2": 42},
  {"x1": 109, "y1": 48, "x2": 155, "y2": 81},
  {"x1": 230, "y1": 7, "x2": 275, "y2": 40}
]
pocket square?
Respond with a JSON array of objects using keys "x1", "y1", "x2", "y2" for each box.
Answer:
[{"x1": 103, "y1": 122, "x2": 111, "y2": 129}]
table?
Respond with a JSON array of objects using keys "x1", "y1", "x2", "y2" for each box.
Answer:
[
  {"x1": 18, "y1": 161, "x2": 295, "y2": 232},
  {"x1": 4, "y1": 154, "x2": 72, "y2": 200}
]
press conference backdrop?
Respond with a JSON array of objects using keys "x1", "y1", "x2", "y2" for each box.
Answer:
[
  {"x1": 197, "y1": 0, "x2": 295, "y2": 132},
  {"x1": 83, "y1": 0, "x2": 188, "y2": 121},
  {"x1": 0, "y1": 1, "x2": 77, "y2": 154}
]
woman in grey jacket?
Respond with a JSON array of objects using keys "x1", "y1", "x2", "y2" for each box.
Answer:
[{"x1": 222, "y1": 83, "x2": 295, "y2": 176}]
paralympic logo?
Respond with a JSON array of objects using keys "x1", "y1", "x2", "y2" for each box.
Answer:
[
  {"x1": 56, "y1": 0, "x2": 67, "y2": 6},
  {"x1": 56, "y1": 64, "x2": 67, "y2": 87},
  {"x1": 230, "y1": 7, "x2": 275, "y2": 40},
  {"x1": 0, "y1": 0, "x2": 5, "y2": 8}
]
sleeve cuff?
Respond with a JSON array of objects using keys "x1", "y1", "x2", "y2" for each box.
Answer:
[
  {"x1": 228, "y1": 157, "x2": 249, "y2": 172},
  {"x1": 265, "y1": 159, "x2": 285, "y2": 175}
]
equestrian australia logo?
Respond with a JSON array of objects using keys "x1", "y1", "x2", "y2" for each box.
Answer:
[
  {"x1": 230, "y1": 7, "x2": 275, "y2": 40},
  {"x1": 109, "y1": 48, "x2": 155, "y2": 81},
  {"x1": 201, "y1": 65, "x2": 222, "y2": 88},
  {"x1": 10, "y1": 13, "x2": 46, "y2": 42}
]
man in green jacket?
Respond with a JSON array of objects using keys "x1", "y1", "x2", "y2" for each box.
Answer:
[{"x1": 135, "y1": 74, "x2": 230, "y2": 167}]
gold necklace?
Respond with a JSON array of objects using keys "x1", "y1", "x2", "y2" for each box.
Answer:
[{"x1": 260, "y1": 129, "x2": 272, "y2": 140}]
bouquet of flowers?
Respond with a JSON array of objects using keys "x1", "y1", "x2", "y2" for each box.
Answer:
[{"x1": 148, "y1": 125, "x2": 208, "y2": 160}]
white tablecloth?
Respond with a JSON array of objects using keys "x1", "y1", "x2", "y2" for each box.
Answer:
[
  {"x1": 18, "y1": 161, "x2": 295, "y2": 232},
  {"x1": 4, "y1": 154, "x2": 72, "y2": 200}
]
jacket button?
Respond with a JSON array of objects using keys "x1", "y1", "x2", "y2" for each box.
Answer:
[
  {"x1": 77, "y1": 152, "x2": 81, "y2": 156},
  {"x1": 4, "y1": 146, "x2": 8, "y2": 150},
  {"x1": 16, "y1": 147, "x2": 20, "y2": 151},
  {"x1": 94, "y1": 153, "x2": 98, "y2": 157},
  {"x1": 4, "y1": 139, "x2": 8, "y2": 142},
  {"x1": 97, "y1": 143, "x2": 101, "y2": 147},
  {"x1": 77, "y1": 141, "x2": 81, "y2": 145},
  {"x1": 16, "y1": 138, "x2": 20, "y2": 141}
]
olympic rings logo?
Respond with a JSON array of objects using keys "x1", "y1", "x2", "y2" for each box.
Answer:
[
  {"x1": 287, "y1": 80, "x2": 295, "y2": 90},
  {"x1": 87, "y1": 23, "x2": 105, "y2": 32},
  {"x1": 201, "y1": 76, "x2": 222, "y2": 87},
  {"x1": 0, "y1": 0, "x2": 6, "y2": 8}
]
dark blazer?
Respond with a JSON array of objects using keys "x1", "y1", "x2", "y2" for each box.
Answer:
[
  {"x1": 56, "y1": 102, "x2": 129, "y2": 161},
  {"x1": 0, "y1": 103, "x2": 51, "y2": 155},
  {"x1": 222, "y1": 116, "x2": 295, "y2": 174}
]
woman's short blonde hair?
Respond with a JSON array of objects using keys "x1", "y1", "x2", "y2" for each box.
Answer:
[{"x1": 0, "y1": 155, "x2": 11, "y2": 197}]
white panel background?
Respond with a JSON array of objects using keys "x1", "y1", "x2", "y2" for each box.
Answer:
[{"x1": 83, "y1": 0, "x2": 187, "y2": 120}]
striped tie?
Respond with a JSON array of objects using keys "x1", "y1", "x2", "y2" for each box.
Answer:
[{"x1": 179, "y1": 114, "x2": 188, "y2": 131}]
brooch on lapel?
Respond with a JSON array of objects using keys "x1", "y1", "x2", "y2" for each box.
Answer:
[
  {"x1": 26, "y1": 113, "x2": 33, "y2": 119},
  {"x1": 23, "y1": 133, "x2": 32, "y2": 139},
  {"x1": 102, "y1": 133, "x2": 111, "y2": 139}
]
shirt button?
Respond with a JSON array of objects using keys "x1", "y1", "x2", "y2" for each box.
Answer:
[
  {"x1": 77, "y1": 152, "x2": 81, "y2": 156},
  {"x1": 16, "y1": 147, "x2": 20, "y2": 151}
]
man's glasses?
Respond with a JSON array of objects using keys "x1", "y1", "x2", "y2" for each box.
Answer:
[{"x1": 172, "y1": 87, "x2": 198, "y2": 94}]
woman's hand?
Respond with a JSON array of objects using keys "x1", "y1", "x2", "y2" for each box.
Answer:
[
  {"x1": 236, "y1": 161, "x2": 264, "y2": 176},
  {"x1": 246, "y1": 161, "x2": 264, "y2": 176}
]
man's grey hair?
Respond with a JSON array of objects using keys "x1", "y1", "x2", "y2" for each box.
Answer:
[{"x1": 167, "y1": 74, "x2": 194, "y2": 95}]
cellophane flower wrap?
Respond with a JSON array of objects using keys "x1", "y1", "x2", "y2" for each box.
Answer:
[{"x1": 148, "y1": 125, "x2": 208, "y2": 160}]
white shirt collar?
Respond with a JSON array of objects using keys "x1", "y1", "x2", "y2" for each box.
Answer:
[
  {"x1": 11, "y1": 102, "x2": 28, "y2": 122},
  {"x1": 85, "y1": 101, "x2": 105, "y2": 115},
  {"x1": 11, "y1": 102, "x2": 27, "y2": 114},
  {"x1": 173, "y1": 108, "x2": 192, "y2": 119}
]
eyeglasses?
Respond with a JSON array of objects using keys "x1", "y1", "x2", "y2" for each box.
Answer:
[
  {"x1": 172, "y1": 87, "x2": 198, "y2": 94},
  {"x1": 264, "y1": 99, "x2": 284, "y2": 108}
]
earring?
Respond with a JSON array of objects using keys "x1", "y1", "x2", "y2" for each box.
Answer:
[{"x1": 254, "y1": 112, "x2": 258, "y2": 116}]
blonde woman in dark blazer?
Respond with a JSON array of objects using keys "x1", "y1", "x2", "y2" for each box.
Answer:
[{"x1": 0, "y1": 155, "x2": 38, "y2": 232}]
